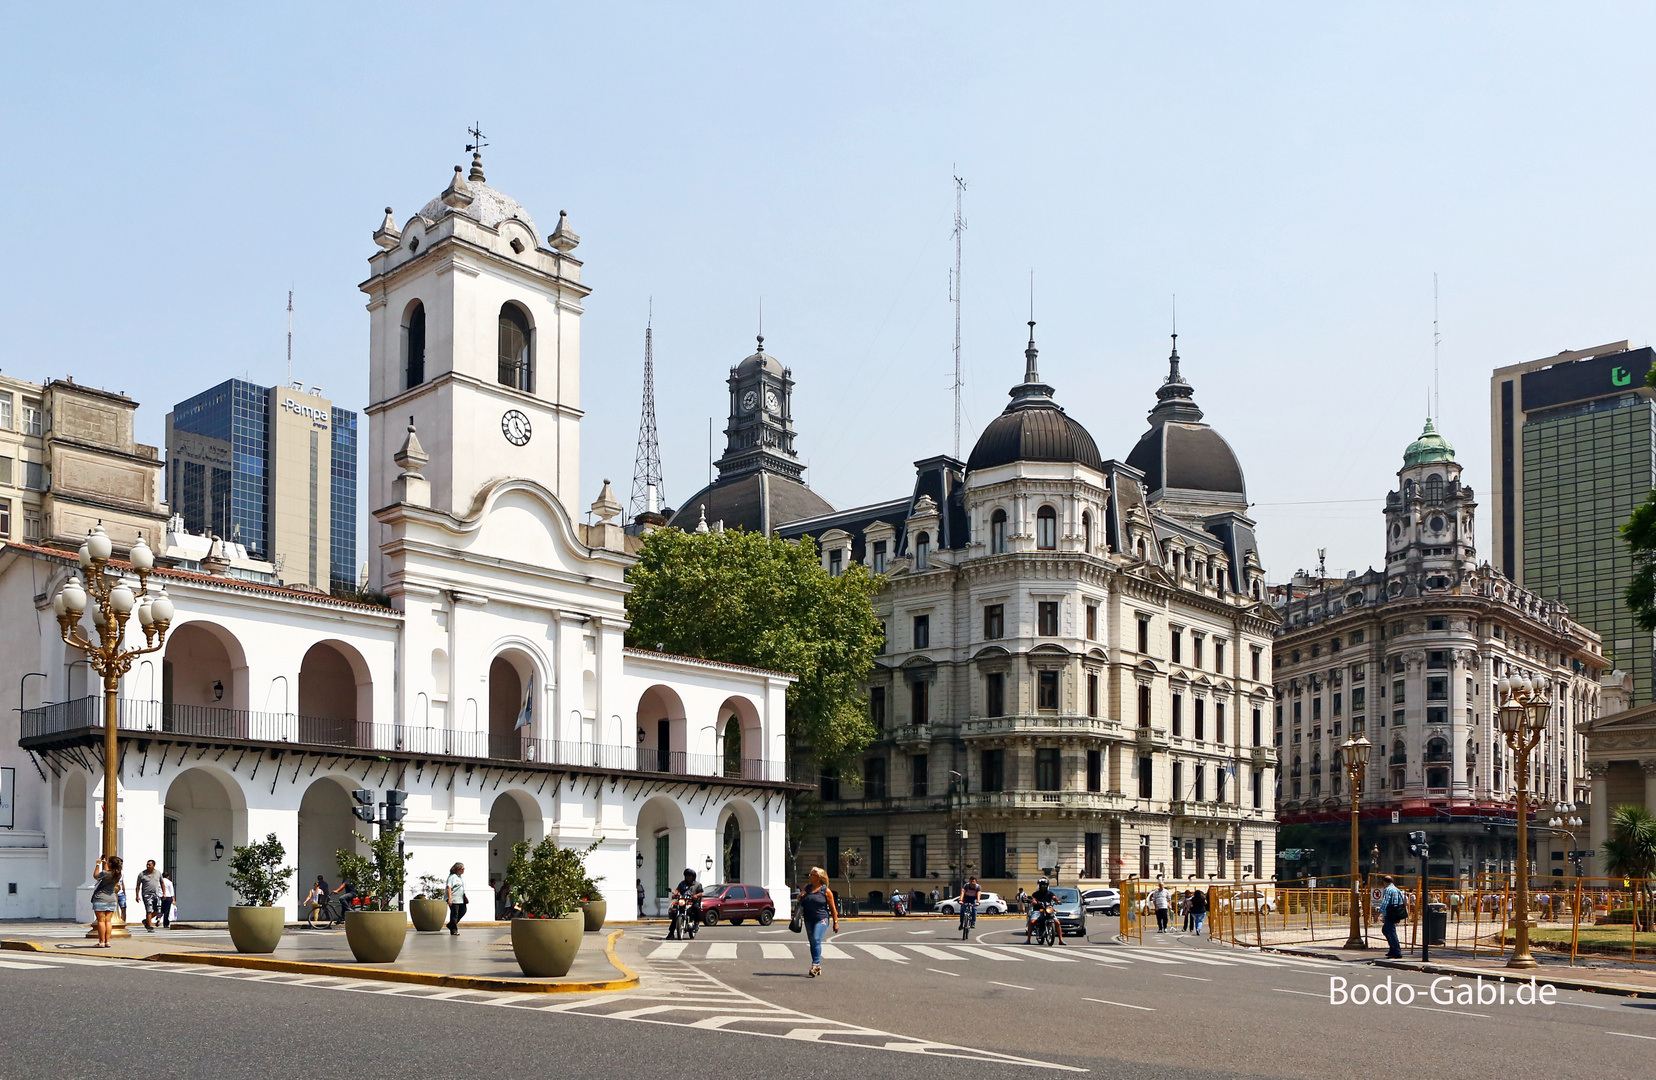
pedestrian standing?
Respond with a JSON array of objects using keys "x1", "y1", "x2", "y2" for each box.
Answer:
[
  {"x1": 1379, "y1": 875, "x2": 1407, "y2": 959},
  {"x1": 160, "y1": 871, "x2": 176, "y2": 928},
  {"x1": 90, "y1": 854, "x2": 122, "y2": 948},
  {"x1": 637, "y1": 877, "x2": 646, "y2": 916},
  {"x1": 135, "y1": 859, "x2": 164, "y2": 932},
  {"x1": 1151, "y1": 883, "x2": 1171, "y2": 932},
  {"x1": 799, "y1": 866, "x2": 839, "y2": 978},
  {"x1": 1191, "y1": 888, "x2": 1209, "y2": 936},
  {"x1": 303, "y1": 876, "x2": 329, "y2": 925},
  {"x1": 445, "y1": 862, "x2": 467, "y2": 935},
  {"x1": 1180, "y1": 890, "x2": 1194, "y2": 933}
]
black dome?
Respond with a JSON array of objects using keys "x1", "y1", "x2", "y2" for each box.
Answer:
[
  {"x1": 1125, "y1": 423, "x2": 1246, "y2": 496},
  {"x1": 967, "y1": 407, "x2": 1103, "y2": 472}
]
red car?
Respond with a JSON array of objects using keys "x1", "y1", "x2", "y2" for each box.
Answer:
[{"x1": 699, "y1": 883, "x2": 776, "y2": 926}]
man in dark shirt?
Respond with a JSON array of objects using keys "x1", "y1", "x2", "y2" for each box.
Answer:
[
  {"x1": 1024, "y1": 878, "x2": 1065, "y2": 945},
  {"x1": 670, "y1": 869, "x2": 703, "y2": 938},
  {"x1": 135, "y1": 860, "x2": 164, "y2": 932}
]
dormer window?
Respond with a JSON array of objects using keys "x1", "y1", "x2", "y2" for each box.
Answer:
[
  {"x1": 1081, "y1": 510, "x2": 1093, "y2": 553},
  {"x1": 1036, "y1": 505, "x2": 1057, "y2": 550},
  {"x1": 915, "y1": 532, "x2": 930, "y2": 570},
  {"x1": 403, "y1": 301, "x2": 426, "y2": 389},
  {"x1": 872, "y1": 540, "x2": 887, "y2": 574},
  {"x1": 498, "y1": 302, "x2": 534, "y2": 393},
  {"x1": 990, "y1": 508, "x2": 1008, "y2": 554}
]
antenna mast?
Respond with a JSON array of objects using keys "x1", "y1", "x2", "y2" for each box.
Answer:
[
  {"x1": 951, "y1": 171, "x2": 967, "y2": 460},
  {"x1": 1432, "y1": 272, "x2": 1440, "y2": 422},
  {"x1": 629, "y1": 302, "x2": 665, "y2": 522},
  {"x1": 286, "y1": 289, "x2": 293, "y2": 385}
]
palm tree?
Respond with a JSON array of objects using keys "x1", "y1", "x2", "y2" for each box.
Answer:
[{"x1": 1601, "y1": 804, "x2": 1656, "y2": 932}]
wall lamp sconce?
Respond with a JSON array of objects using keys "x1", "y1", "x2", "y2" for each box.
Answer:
[
  {"x1": 212, "y1": 840, "x2": 225, "y2": 861},
  {"x1": 704, "y1": 855, "x2": 713, "y2": 871},
  {"x1": 212, "y1": 680, "x2": 225, "y2": 701},
  {"x1": 636, "y1": 852, "x2": 645, "y2": 868}
]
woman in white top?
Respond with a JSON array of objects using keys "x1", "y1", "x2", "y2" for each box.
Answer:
[{"x1": 445, "y1": 863, "x2": 467, "y2": 935}]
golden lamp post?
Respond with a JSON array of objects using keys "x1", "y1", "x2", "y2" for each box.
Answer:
[
  {"x1": 1339, "y1": 730, "x2": 1371, "y2": 949},
  {"x1": 52, "y1": 526, "x2": 174, "y2": 938},
  {"x1": 1496, "y1": 673, "x2": 1550, "y2": 970}
]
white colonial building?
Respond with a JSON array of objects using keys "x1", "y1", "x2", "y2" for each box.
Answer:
[{"x1": 0, "y1": 149, "x2": 794, "y2": 923}]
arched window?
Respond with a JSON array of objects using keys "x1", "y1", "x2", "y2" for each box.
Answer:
[
  {"x1": 722, "y1": 716, "x2": 742, "y2": 778},
  {"x1": 403, "y1": 301, "x2": 426, "y2": 389},
  {"x1": 498, "y1": 303, "x2": 534, "y2": 392},
  {"x1": 722, "y1": 815, "x2": 741, "y2": 882},
  {"x1": 1036, "y1": 505, "x2": 1057, "y2": 550},
  {"x1": 1081, "y1": 510, "x2": 1092, "y2": 554},
  {"x1": 989, "y1": 509, "x2": 1008, "y2": 554},
  {"x1": 915, "y1": 532, "x2": 931, "y2": 570}
]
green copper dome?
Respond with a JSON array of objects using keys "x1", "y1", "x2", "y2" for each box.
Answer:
[{"x1": 1403, "y1": 418, "x2": 1455, "y2": 467}]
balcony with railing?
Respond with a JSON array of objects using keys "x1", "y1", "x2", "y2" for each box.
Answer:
[
  {"x1": 961, "y1": 714, "x2": 1123, "y2": 740},
  {"x1": 1169, "y1": 799, "x2": 1252, "y2": 821},
  {"x1": 1251, "y1": 745, "x2": 1278, "y2": 767},
  {"x1": 963, "y1": 789, "x2": 1125, "y2": 813},
  {"x1": 21, "y1": 696, "x2": 789, "y2": 783},
  {"x1": 1134, "y1": 725, "x2": 1171, "y2": 749}
]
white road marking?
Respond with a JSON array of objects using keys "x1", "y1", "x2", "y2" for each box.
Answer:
[
  {"x1": 819, "y1": 943, "x2": 853, "y2": 960},
  {"x1": 1608, "y1": 1031, "x2": 1656, "y2": 1041},
  {"x1": 1164, "y1": 974, "x2": 1211, "y2": 982},
  {"x1": 1003, "y1": 947, "x2": 1077, "y2": 962},
  {"x1": 1116, "y1": 951, "x2": 1180, "y2": 965},
  {"x1": 988, "y1": 981, "x2": 1034, "y2": 991},
  {"x1": 957, "y1": 946, "x2": 1021, "y2": 962},
  {"x1": 906, "y1": 945, "x2": 964, "y2": 960},
  {"x1": 1084, "y1": 997, "x2": 1155, "y2": 1011},
  {"x1": 928, "y1": 967, "x2": 960, "y2": 977},
  {"x1": 851, "y1": 943, "x2": 908, "y2": 962},
  {"x1": 1556, "y1": 1001, "x2": 1604, "y2": 1009},
  {"x1": 1271, "y1": 989, "x2": 1323, "y2": 997},
  {"x1": 908, "y1": 930, "x2": 934, "y2": 935},
  {"x1": 650, "y1": 941, "x2": 688, "y2": 960},
  {"x1": 705, "y1": 943, "x2": 739, "y2": 960},
  {"x1": 0, "y1": 959, "x2": 58, "y2": 969},
  {"x1": 1407, "y1": 1005, "x2": 1490, "y2": 1019},
  {"x1": 760, "y1": 943, "x2": 794, "y2": 959}
]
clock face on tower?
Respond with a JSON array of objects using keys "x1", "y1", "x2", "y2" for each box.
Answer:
[
  {"x1": 765, "y1": 389, "x2": 780, "y2": 413},
  {"x1": 741, "y1": 390, "x2": 758, "y2": 413},
  {"x1": 501, "y1": 409, "x2": 532, "y2": 446}
]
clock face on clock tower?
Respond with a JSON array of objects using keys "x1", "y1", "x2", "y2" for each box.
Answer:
[
  {"x1": 764, "y1": 389, "x2": 780, "y2": 413},
  {"x1": 741, "y1": 390, "x2": 758, "y2": 413}
]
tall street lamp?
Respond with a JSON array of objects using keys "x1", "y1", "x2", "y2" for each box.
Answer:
[
  {"x1": 53, "y1": 526, "x2": 173, "y2": 938},
  {"x1": 1496, "y1": 674, "x2": 1550, "y2": 970},
  {"x1": 1339, "y1": 730, "x2": 1371, "y2": 949},
  {"x1": 1548, "y1": 801, "x2": 1584, "y2": 877}
]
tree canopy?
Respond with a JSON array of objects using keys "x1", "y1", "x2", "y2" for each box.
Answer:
[{"x1": 625, "y1": 526, "x2": 884, "y2": 769}]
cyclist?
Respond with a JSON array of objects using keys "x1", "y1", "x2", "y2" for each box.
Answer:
[
  {"x1": 669, "y1": 868, "x2": 703, "y2": 939},
  {"x1": 1024, "y1": 877, "x2": 1065, "y2": 945},
  {"x1": 956, "y1": 875, "x2": 982, "y2": 932}
]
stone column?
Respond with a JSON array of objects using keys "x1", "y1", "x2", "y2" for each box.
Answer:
[
  {"x1": 1643, "y1": 759, "x2": 1656, "y2": 816},
  {"x1": 1587, "y1": 761, "x2": 1609, "y2": 878}
]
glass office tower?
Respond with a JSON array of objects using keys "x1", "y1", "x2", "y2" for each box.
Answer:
[{"x1": 1492, "y1": 342, "x2": 1656, "y2": 703}]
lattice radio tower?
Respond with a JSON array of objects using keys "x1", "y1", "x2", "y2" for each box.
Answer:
[
  {"x1": 951, "y1": 172, "x2": 967, "y2": 460},
  {"x1": 630, "y1": 305, "x2": 665, "y2": 521}
]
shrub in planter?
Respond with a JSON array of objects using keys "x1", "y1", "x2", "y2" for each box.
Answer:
[
  {"x1": 410, "y1": 873, "x2": 449, "y2": 932},
  {"x1": 225, "y1": 833, "x2": 294, "y2": 954},
  {"x1": 580, "y1": 874, "x2": 608, "y2": 932},
  {"x1": 504, "y1": 838, "x2": 597, "y2": 976},
  {"x1": 336, "y1": 827, "x2": 413, "y2": 962}
]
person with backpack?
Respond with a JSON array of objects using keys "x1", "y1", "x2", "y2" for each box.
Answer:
[
  {"x1": 1190, "y1": 888, "x2": 1210, "y2": 935},
  {"x1": 1379, "y1": 875, "x2": 1408, "y2": 958}
]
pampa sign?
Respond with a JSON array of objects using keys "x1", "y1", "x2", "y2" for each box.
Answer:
[{"x1": 281, "y1": 397, "x2": 329, "y2": 427}]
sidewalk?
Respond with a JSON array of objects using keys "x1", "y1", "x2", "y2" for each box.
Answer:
[
  {"x1": 1252, "y1": 940, "x2": 1656, "y2": 998},
  {"x1": 0, "y1": 921, "x2": 636, "y2": 994}
]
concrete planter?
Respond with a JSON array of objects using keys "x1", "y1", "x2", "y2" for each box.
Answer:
[
  {"x1": 344, "y1": 910, "x2": 407, "y2": 963},
  {"x1": 511, "y1": 913, "x2": 584, "y2": 977},
  {"x1": 409, "y1": 898, "x2": 448, "y2": 932},
  {"x1": 580, "y1": 899, "x2": 607, "y2": 932},
  {"x1": 227, "y1": 905, "x2": 285, "y2": 954}
]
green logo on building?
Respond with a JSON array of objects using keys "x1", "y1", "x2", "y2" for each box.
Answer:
[{"x1": 1613, "y1": 366, "x2": 1632, "y2": 387}]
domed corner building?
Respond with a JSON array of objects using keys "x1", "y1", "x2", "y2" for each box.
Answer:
[
  {"x1": 780, "y1": 325, "x2": 1281, "y2": 908},
  {"x1": 667, "y1": 336, "x2": 837, "y2": 535}
]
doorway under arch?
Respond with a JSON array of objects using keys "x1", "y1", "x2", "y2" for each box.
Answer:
[
  {"x1": 487, "y1": 790, "x2": 545, "y2": 906},
  {"x1": 60, "y1": 773, "x2": 88, "y2": 915},
  {"x1": 163, "y1": 767, "x2": 246, "y2": 918},
  {"x1": 299, "y1": 641, "x2": 372, "y2": 747},
  {"x1": 298, "y1": 778, "x2": 361, "y2": 904},
  {"x1": 637, "y1": 796, "x2": 686, "y2": 915},
  {"x1": 488, "y1": 652, "x2": 538, "y2": 760}
]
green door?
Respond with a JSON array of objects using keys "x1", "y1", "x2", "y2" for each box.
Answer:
[{"x1": 655, "y1": 835, "x2": 669, "y2": 904}]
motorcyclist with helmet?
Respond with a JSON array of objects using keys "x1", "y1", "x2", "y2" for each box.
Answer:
[
  {"x1": 1024, "y1": 877, "x2": 1065, "y2": 945},
  {"x1": 668, "y1": 868, "x2": 704, "y2": 939}
]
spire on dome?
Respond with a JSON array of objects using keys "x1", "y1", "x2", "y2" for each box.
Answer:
[
  {"x1": 1006, "y1": 319, "x2": 1057, "y2": 409},
  {"x1": 1146, "y1": 332, "x2": 1204, "y2": 425},
  {"x1": 465, "y1": 122, "x2": 488, "y2": 183}
]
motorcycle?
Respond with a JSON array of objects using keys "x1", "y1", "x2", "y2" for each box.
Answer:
[
  {"x1": 667, "y1": 895, "x2": 701, "y2": 940},
  {"x1": 890, "y1": 893, "x2": 909, "y2": 916},
  {"x1": 1030, "y1": 904, "x2": 1058, "y2": 946}
]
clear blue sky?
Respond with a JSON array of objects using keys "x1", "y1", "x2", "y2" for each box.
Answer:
[{"x1": 4, "y1": 3, "x2": 1654, "y2": 581}]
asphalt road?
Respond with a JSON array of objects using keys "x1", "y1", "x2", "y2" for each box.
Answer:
[{"x1": 3, "y1": 920, "x2": 1654, "y2": 1079}]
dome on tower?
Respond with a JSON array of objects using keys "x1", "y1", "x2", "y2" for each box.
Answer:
[
  {"x1": 418, "y1": 154, "x2": 541, "y2": 238},
  {"x1": 1403, "y1": 418, "x2": 1455, "y2": 467},
  {"x1": 966, "y1": 324, "x2": 1104, "y2": 473},
  {"x1": 735, "y1": 336, "x2": 785, "y2": 377},
  {"x1": 1124, "y1": 336, "x2": 1247, "y2": 500}
]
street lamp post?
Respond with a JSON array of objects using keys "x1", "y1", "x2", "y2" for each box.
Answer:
[
  {"x1": 1339, "y1": 730, "x2": 1372, "y2": 949},
  {"x1": 1548, "y1": 801, "x2": 1584, "y2": 878},
  {"x1": 1496, "y1": 674, "x2": 1550, "y2": 970},
  {"x1": 53, "y1": 526, "x2": 173, "y2": 939}
]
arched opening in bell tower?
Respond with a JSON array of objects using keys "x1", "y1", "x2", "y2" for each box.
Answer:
[{"x1": 498, "y1": 303, "x2": 534, "y2": 393}]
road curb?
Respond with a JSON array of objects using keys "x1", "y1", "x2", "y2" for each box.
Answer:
[
  {"x1": 1, "y1": 939, "x2": 48, "y2": 952},
  {"x1": 137, "y1": 928, "x2": 638, "y2": 994}
]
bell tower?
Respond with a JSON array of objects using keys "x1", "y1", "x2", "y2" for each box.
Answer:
[
  {"x1": 360, "y1": 150, "x2": 590, "y2": 588},
  {"x1": 1383, "y1": 418, "x2": 1477, "y2": 597},
  {"x1": 715, "y1": 336, "x2": 804, "y2": 483}
]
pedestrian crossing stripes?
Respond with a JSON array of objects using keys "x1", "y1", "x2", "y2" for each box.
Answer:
[{"x1": 644, "y1": 940, "x2": 1344, "y2": 970}]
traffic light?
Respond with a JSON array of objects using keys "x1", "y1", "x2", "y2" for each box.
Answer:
[
  {"x1": 351, "y1": 789, "x2": 376, "y2": 823},
  {"x1": 1407, "y1": 830, "x2": 1428, "y2": 858},
  {"x1": 384, "y1": 789, "x2": 407, "y2": 825}
]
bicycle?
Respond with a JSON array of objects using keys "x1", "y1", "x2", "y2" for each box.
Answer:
[
  {"x1": 959, "y1": 900, "x2": 978, "y2": 940},
  {"x1": 305, "y1": 896, "x2": 343, "y2": 929}
]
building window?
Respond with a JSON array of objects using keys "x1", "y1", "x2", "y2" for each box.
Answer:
[
  {"x1": 911, "y1": 754, "x2": 928, "y2": 797},
  {"x1": 985, "y1": 672, "x2": 1005, "y2": 718},
  {"x1": 1251, "y1": 648, "x2": 1262, "y2": 680},
  {"x1": 828, "y1": 548, "x2": 843, "y2": 576},
  {"x1": 870, "y1": 835, "x2": 886, "y2": 878},
  {"x1": 1392, "y1": 680, "x2": 1405, "y2": 703},
  {"x1": 1038, "y1": 601, "x2": 1059, "y2": 636},
  {"x1": 875, "y1": 621, "x2": 886, "y2": 655},
  {"x1": 872, "y1": 540, "x2": 887, "y2": 574},
  {"x1": 23, "y1": 460, "x2": 47, "y2": 492},
  {"x1": 1036, "y1": 505, "x2": 1057, "y2": 549},
  {"x1": 0, "y1": 498, "x2": 9, "y2": 538},
  {"x1": 1171, "y1": 629, "x2": 1182, "y2": 664},
  {"x1": 864, "y1": 756, "x2": 887, "y2": 799},
  {"x1": 1086, "y1": 673, "x2": 1099, "y2": 717},
  {"x1": 1333, "y1": 692, "x2": 1343, "y2": 716},
  {"x1": 497, "y1": 303, "x2": 534, "y2": 392},
  {"x1": 820, "y1": 769, "x2": 840, "y2": 802},
  {"x1": 1392, "y1": 709, "x2": 1404, "y2": 728},
  {"x1": 825, "y1": 838, "x2": 841, "y2": 877},
  {"x1": 1081, "y1": 510, "x2": 1093, "y2": 553},
  {"x1": 915, "y1": 532, "x2": 931, "y2": 569},
  {"x1": 1084, "y1": 832, "x2": 1102, "y2": 878},
  {"x1": 404, "y1": 301, "x2": 426, "y2": 388},
  {"x1": 1087, "y1": 749, "x2": 1103, "y2": 792},
  {"x1": 1172, "y1": 694, "x2": 1183, "y2": 736},
  {"x1": 22, "y1": 400, "x2": 43, "y2": 437},
  {"x1": 1216, "y1": 765, "x2": 1226, "y2": 802},
  {"x1": 1035, "y1": 748, "x2": 1060, "y2": 790},
  {"x1": 1427, "y1": 706, "x2": 1448, "y2": 725},
  {"x1": 1252, "y1": 708, "x2": 1262, "y2": 746},
  {"x1": 870, "y1": 686, "x2": 886, "y2": 727},
  {"x1": 1352, "y1": 687, "x2": 1366, "y2": 710},
  {"x1": 1138, "y1": 684, "x2": 1152, "y2": 727},
  {"x1": 1252, "y1": 770, "x2": 1262, "y2": 808},
  {"x1": 1195, "y1": 764, "x2": 1206, "y2": 802},
  {"x1": 1193, "y1": 635, "x2": 1204, "y2": 668},
  {"x1": 1138, "y1": 756, "x2": 1153, "y2": 799},
  {"x1": 1427, "y1": 676, "x2": 1448, "y2": 700},
  {"x1": 1312, "y1": 697, "x2": 1323, "y2": 721},
  {"x1": 1351, "y1": 630, "x2": 1365, "y2": 644},
  {"x1": 0, "y1": 456, "x2": 10, "y2": 485},
  {"x1": 1037, "y1": 670, "x2": 1059, "y2": 711},
  {"x1": 1216, "y1": 701, "x2": 1226, "y2": 743},
  {"x1": 990, "y1": 508, "x2": 1008, "y2": 554},
  {"x1": 1427, "y1": 650, "x2": 1448, "y2": 669},
  {"x1": 0, "y1": 392, "x2": 11, "y2": 429},
  {"x1": 1429, "y1": 616, "x2": 1447, "y2": 631},
  {"x1": 1172, "y1": 761, "x2": 1184, "y2": 800},
  {"x1": 1138, "y1": 617, "x2": 1151, "y2": 654},
  {"x1": 23, "y1": 508, "x2": 41, "y2": 540},
  {"x1": 981, "y1": 749, "x2": 1005, "y2": 792},
  {"x1": 984, "y1": 604, "x2": 1004, "y2": 639},
  {"x1": 982, "y1": 832, "x2": 1008, "y2": 878},
  {"x1": 1194, "y1": 699, "x2": 1205, "y2": 741},
  {"x1": 910, "y1": 680, "x2": 929, "y2": 723},
  {"x1": 1086, "y1": 604, "x2": 1098, "y2": 640},
  {"x1": 913, "y1": 614, "x2": 929, "y2": 649},
  {"x1": 1215, "y1": 640, "x2": 1225, "y2": 673}
]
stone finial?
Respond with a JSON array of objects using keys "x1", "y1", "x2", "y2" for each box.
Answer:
[
  {"x1": 394, "y1": 418, "x2": 431, "y2": 507},
  {"x1": 591, "y1": 478, "x2": 623, "y2": 523},
  {"x1": 394, "y1": 418, "x2": 429, "y2": 471},
  {"x1": 201, "y1": 535, "x2": 231, "y2": 576},
  {"x1": 548, "y1": 210, "x2": 580, "y2": 252},
  {"x1": 694, "y1": 504, "x2": 710, "y2": 534},
  {"x1": 468, "y1": 150, "x2": 486, "y2": 184},
  {"x1": 442, "y1": 165, "x2": 474, "y2": 209},
  {"x1": 373, "y1": 206, "x2": 402, "y2": 250}
]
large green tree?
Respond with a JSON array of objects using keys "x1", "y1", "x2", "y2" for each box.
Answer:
[
  {"x1": 625, "y1": 526, "x2": 885, "y2": 769},
  {"x1": 1602, "y1": 804, "x2": 1656, "y2": 931}
]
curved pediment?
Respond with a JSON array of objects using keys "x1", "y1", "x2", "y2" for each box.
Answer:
[{"x1": 425, "y1": 477, "x2": 594, "y2": 574}]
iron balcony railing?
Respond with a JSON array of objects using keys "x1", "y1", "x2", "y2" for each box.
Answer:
[{"x1": 21, "y1": 697, "x2": 787, "y2": 782}]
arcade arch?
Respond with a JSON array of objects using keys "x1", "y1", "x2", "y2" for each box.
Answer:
[
  {"x1": 297, "y1": 777, "x2": 362, "y2": 905},
  {"x1": 637, "y1": 795, "x2": 686, "y2": 915},
  {"x1": 299, "y1": 640, "x2": 372, "y2": 746},
  {"x1": 637, "y1": 685, "x2": 687, "y2": 774},
  {"x1": 163, "y1": 767, "x2": 246, "y2": 918}
]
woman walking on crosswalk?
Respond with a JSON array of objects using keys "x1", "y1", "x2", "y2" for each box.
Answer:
[{"x1": 798, "y1": 867, "x2": 840, "y2": 978}]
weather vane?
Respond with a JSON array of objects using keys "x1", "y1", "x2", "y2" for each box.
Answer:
[{"x1": 466, "y1": 122, "x2": 488, "y2": 155}]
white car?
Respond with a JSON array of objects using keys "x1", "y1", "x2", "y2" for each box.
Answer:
[
  {"x1": 1220, "y1": 889, "x2": 1277, "y2": 914},
  {"x1": 1082, "y1": 888, "x2": 1121, "y2": 916},
  {"x1": 936, "y1": 890, "x2": 1007, "y2": 915}
]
